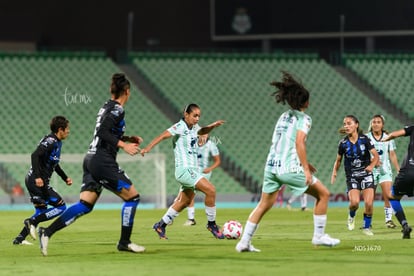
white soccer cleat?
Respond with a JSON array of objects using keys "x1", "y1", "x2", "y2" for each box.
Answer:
[
  {"x1": 38, "y1": 227, "x2": 49, "y2": 256},
  {"x1": 312, "y1": 234, "x2": 340, "y2": 247},
  {"x1": 347, "y1": 215, "x2": 355, "y2": 231},
  {"x1": 24, "y1": 219, "x2": 37, "y2": 240},
  {"x1": 117, "y1": 242, "x2": 146, "y2": 253},
  {"x1": 21, "y1": 240, "x2": 33, "y2": 245},
  {"x1": 235, "y1": 241, "x2": 261, "y2": 253},
  {"x1": 362, "y1": 228, "x2": 374, "y2": 236}
]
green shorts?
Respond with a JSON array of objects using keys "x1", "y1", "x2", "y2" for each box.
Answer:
[
  {"x1": 262, "y1": 170, "x2": 317, "y2": 195},
  {"x1": 373, "y1": 171, "x2": 393, "y2": 185},
  {"x1": 175, "y1": 167, "x2": 203, "y2": 191}
]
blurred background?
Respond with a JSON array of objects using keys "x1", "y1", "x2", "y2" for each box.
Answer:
[{"x1": 1, "y1": 0, "x2": 413, "y2": 208}]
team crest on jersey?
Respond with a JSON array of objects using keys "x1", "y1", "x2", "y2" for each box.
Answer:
[{"x1": 360, "y1": 144, "x2": 365, "y2": 151}]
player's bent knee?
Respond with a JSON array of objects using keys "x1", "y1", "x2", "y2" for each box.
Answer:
[
  {"x1": 79, "y1": 199, "x2": 94, "y2": 214},
  {"x1": 126, "y1": 194, "x2": 140, "y2": 203}
]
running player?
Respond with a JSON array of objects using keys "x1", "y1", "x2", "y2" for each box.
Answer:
[
  {"x1": 181, "y1": 133, "x2": 221, "y2": 226},
  {"x1": 366, "y1": 114, "x2": 400, "y2": 228},
  {"x1": 141, "y1": 103, "x2": 225, "y2": 239},
  {"x1": 331, "y1": 115, "x2": 379, "y2": 236},
  {"x1": 13, "y1": 116, "x2": 72, "y2": 245},
  {"x1": 38, "y1": 73, "x2": 145, "y2": 256},
  {"x1": 236, "y1": 71, "x2": 340, "y2": 253},
  {"x1": 381, "y1": 125, "x2": 414, "y2": 239}
]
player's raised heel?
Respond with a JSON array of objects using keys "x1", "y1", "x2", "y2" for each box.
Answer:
[
  {"x1": 24, "y1": 218, "x2": 37, "y2": 240},
  {"x1": 38, "y1": 227, "x2": 49, "y2": 256},
  {"x1": 153, "y1": 222, "x2": 168, "y2": 239},
  {"x1": 206, "y1": 223, "x2": 225, "y2": 239}
]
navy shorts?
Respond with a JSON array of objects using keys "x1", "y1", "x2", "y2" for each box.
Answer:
[
  {"x1": 393, "y1": 166, "x2": 414, "y2": 197},
  {"x1": 346, "y1": 170, "x2": 375, "y2": 192},
  {"x1": 25, "y1": 174, "x2": 64, "y2": 206},
  {"x1": 82, "y1": 153, "x2": 133, "y2": 194}
]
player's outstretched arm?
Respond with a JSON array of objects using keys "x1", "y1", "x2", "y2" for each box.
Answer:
[{"x1": 198, "y1": 120, "x2": 225, "y2": 135}]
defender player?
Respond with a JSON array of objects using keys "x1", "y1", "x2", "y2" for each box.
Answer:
[
  {"x1": 331, "y1": 115, "x2": 379, "y2": 236},
  {"x1": 38, "y1": 73, "x2": 145, "y2": 255},
  {"x1": 382, "y1": 125, "x2": 414, "y2": 239},
  {"x1": 13, "y1": 116, "x2": 72, "y2": 245}
]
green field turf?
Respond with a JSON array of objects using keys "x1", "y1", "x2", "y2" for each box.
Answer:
[{"x1": 1, "y1": 206, "x2": 413, "y2": 275}]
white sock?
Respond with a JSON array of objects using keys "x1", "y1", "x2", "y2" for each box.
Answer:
[
  {"x1": 187, "y1": 207, "x2": 195, "y2": 220},
  {"x1": 385, "y1": 207, "x2": 393, "y2": 222},
  {"x1": 313, "y1": 214, "x2": 327, "y2": 237},
  {"x1": 162, "y1": 207, "x2": 179, "y2": 225},
  {"x1": 205, "y1": 206, "x2": 216, "y2": 222},
  {"x1": 301, "y1": 194, "x2": 307, "y2": 208},
  {"x1": 240, "y1": 221, "x2": 258, "y2": 245}
]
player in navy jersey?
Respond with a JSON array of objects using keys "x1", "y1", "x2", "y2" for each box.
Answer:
[
  {"x1": 38, "y1": 73, "x2": 145, "y2": 255},
  {"x1": 331, "y1": 115, "x2": 379, "y2": 236},
  {"x1": 381, "y1": 125, "x2": 414, "y2": 238},
  {"x1": 13, "y1": 116, "x2": 72, "y2": 245}
]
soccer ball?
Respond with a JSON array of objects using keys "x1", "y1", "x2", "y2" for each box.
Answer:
[{"x1": 222, "y1": 220, "x2": 243, "y2": 239}]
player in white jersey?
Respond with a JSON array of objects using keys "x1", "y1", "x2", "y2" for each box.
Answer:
[
  {"x1": 236, "y1": 71, "x2": 340, "y2": 252},
  {"x1": 141, "y1": 104, "x2": 225, "y2": 239},
  {"x1": 367, "y1": 114, "x2": 400, "y2": 228},
  {"x1": 178, "y1": 133, "x2": 221, "y2": 226}
]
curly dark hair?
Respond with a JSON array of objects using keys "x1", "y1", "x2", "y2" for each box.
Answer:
[{"x1": 270, "y1": 71, "x2": 309, "y2": 110}]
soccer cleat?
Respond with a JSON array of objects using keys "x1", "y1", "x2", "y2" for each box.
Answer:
[
  {"x1": 183, "y1": 219, "x2": 196, "y2": 226},
  {"x1": 235, "y1": 241, "x2": 261, "y2": 252},
  {"x1": 347, "y1": 215, "x2": 355, "y2": 231},
  {"x1": 13, "y1": 238, "x2": 33, "y2": 245},
  {"x1": 206, "y1": 223, "x2": 225, "y2": 239},
  {"x1": 312, "y1": 234, "x2": 340, "y2": 247},
  {"x1": 117, "y1": 242, "x2": 146, "y2": 253},
  {"x1": 38, "y1": 227, "x2": 49, "y2": 256},
  {"x1": 362, "y1": 228, "x2": 374, "y2": 236},
  {"x1": 153, "y1": 222, "x2": 168, "y2": 239},
  {"x1": 24, "y1": 218, "x2": 37, "y2": 240},
  {"x1": 402, "y1": 224, "x2": 412, "y2": 239},
  {"x1": 386, "y1": 220, "x2": 397, "y2": 229}
]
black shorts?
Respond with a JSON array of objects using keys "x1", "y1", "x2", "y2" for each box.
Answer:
[
  {"x1": 82, "y1": 153, "x2": 133, "y2": 194},
  {"x1": 346, "y1": 170, "x2": 375, "y2": 192},
  {"x1": 25, "y1": 174, "x2": 64, "y2": 206},
  {"x1": 393, "y1": 166, "x2": 414, "y2": 197}
]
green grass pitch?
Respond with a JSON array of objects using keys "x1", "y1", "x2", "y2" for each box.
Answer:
[{"x1": 1, "y1": 206, "x2": 413, "y2": 275}]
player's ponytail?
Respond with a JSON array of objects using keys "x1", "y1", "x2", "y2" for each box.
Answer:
[{"x1": 111, "y1": 73, "x2": 130, "y2": 99}]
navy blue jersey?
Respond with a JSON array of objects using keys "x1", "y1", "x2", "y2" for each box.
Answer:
[
  {"x1": 400, "y1": 125, "x2": 414, "y2": 169},
  {"x1": 28, "y1": 133, "x2": 67, "y2": 183},
  {"x1": 87, "y1": 99, "x2": 125, "y2": 159},
  {"x1": 337, "y1": 134, "x2": 375, "y2": 178}
]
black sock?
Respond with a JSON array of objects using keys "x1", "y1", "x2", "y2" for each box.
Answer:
[{"x1": 394, "y1": 211, "x2": 408, "y2": 227}]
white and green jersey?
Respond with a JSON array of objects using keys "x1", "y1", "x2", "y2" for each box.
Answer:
[
  {"x1": 265, "y1": 109, "x2": 312, "y2": 175},
  {"x1": 167, "y1": 119, "x2": 201, "y2": 169},
  {"x1": 366, "y1": 131, "x2": 396, "y2": 175},
  {"x1": 198, "y1": 140, "x2": 219, "y2": 170}
]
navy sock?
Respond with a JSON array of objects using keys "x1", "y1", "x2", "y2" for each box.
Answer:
[
  {"x1": 120, "y1": 199, "x2": 139, "y2": 244},
  {"x1": 47, "y1": 201, "x2": 93, "y2": 237},
  {"x1": 390, "y1": 199, "x2": 408, "y2": 226}
]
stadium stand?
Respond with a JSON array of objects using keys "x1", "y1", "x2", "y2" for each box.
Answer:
[
  {"x1": 130, "y1": 51, "x2": 408, "y2": 195},
  {"x1": 344, "y1": 53, "x2": 414, "y2": 118},
  {"x1": 0, "y1": 52, "x2": 248, "y2": 204}
]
